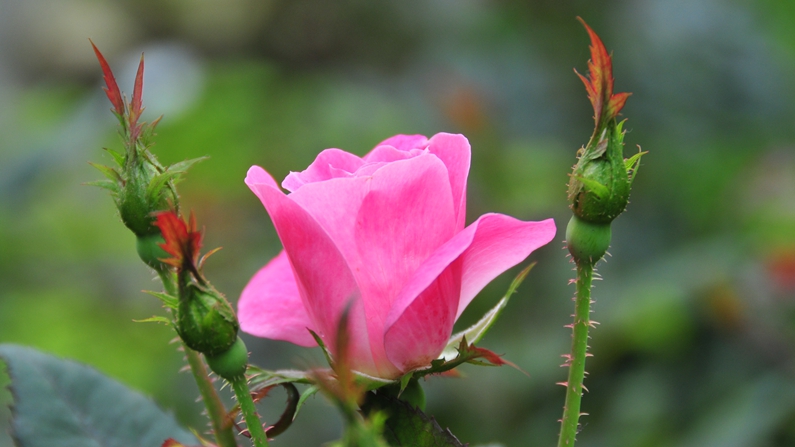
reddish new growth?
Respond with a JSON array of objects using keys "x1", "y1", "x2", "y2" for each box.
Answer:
[
  {"x1": 575, "y1": 17, "x2": 631, "y2": 129},
  {"x1": 129, "y1": 55, "x2": 145, "y2": 140},
  {"x1": 90, "y1": 40, "x2": 124, "y2": 116},
  {"x1": 89, "y1": 41, "x2": 145, "y2": 139},
  {"x1": 155, "y1": 212, "x2": 203, "y2": 275}
]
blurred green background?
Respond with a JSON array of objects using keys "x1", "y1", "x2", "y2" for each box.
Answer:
[{"x1": 1, "y1": 0, "x2": 795, "y2": 446}]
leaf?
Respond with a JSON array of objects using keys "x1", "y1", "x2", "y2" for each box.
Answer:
[
  {"x1": 294, "y1": 385, "x2": 319, "y2": 421},
  {"x1": 247, "y1": 367, "x2": 313, "y2": 391},
  {"x1": 361, "y1": 391, "x2": 465, "y2": 447},
  {"x1": 308, "y1": 328, "x2": 334, "y2": 367},
  {"x1": 0, "y1": 344, "x2": 197, "y2": 447},
  {"x1": 439, "y1": 263, "x2": 534, "y2": 361}
]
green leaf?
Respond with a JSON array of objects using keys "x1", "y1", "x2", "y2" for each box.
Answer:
[
  {"x1": 143, "y1": 290, "x2": 179, "y2": 309},
  {"x1": 247, "y1": 367, "x2": 313, "y2": 391},
  {"x1": 361, "y1": 391, "x2": 465, "y2": 447},
  {"x1": 294, "y1": 385, "x2": 319, "y2": 421},
  {"x1": 308, "y1": 329, "x2": 334, "y2": 367},
  {"x1": 0, "y1": 344, "x2": 197, "y2": 447},
  {"x1": 439, "y1": 263, "x2": 534, "y2": 361}
]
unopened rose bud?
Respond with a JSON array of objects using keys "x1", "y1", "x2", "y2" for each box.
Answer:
[
  {"x1": 177, "y1": 283, "x2": 239, "y2": 356},
  {"x1": 566, "y1": 19, "x2": 643, "y2": 265}
]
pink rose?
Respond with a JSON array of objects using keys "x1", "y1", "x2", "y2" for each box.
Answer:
[{"x1": 239, "y1": 133, "x2": 556, "y2": 379}]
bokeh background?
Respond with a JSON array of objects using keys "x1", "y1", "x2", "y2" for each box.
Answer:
[{"x1": 1, "y1": 0, "x2": 795, "y2": 446}]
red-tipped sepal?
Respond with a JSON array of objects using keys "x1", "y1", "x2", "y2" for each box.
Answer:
[
  {"x1": 155, "y1": 212, "x2": 202, "y2": 272},
  {"x1": 89, "y1": 40, "x2": 124, "y2": 117},
  {"x1": 575, "y1": 17, "x2": 631, "y2": 130}
]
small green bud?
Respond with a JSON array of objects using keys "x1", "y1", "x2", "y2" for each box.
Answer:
[
  {"x1": 136, "y1": 233, "x2": 168, "y2": 270},
  {"x1": 566, "y1": 215, "x2": 611, "y2": 265},
  {"x1": 177, "y1": 283, "x2": 239, "y2": 356},
  {"x1": 118, "y1": 164, "x2": 176, "y2": 237},
  {"x1": 567, "y1": 123, "x2": 631, "y2": 224},
  {"x1": 205, "y1": 336, "x2": 249, "y2": 380}
]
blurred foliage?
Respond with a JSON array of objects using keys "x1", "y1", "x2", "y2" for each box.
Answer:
[{"x1": 1, "y1": 0, "x2": 795, "y2": 446}]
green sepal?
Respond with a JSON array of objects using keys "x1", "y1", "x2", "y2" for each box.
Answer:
[
  {"x1": 439, "y1": 263, "x2": 533, "y2": 360},
  {"x1": 132, "y1": 315, "x2": 173, "y2": 325},
  {"x1": 625, "y1": 148, "x2": 646, "y2": 186},
  {"x1": 176, "y1": 283, "x2": 239, "y2": 356},
  {"x1": 104, "y1": 147, "x2": 125, "y2": 166},
  {"x1": 84, "y1": 179, "x2": 120, "y2": 194},
  {"x1": 143, "y1": 290, "x2": 179, "y2": 309},
  {"x1": 145, "y1": 170, "x2": 181, "y2": 207},
  {"x1": 89, "y1": 162, "x2": 123, "y2": 183},
  {"x1": 168, "y1": 157, "x2": 208, "y2": 178}
]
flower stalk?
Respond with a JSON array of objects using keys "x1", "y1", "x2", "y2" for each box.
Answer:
[
  {"x1": 231, "y1": 377, "x2": 270, "y2": 447},
  {"x1": 557, "y1": 263, "x2": 593, "y2": 447}
]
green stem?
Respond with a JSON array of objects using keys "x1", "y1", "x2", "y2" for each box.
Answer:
[
  {"x1": 557, "y1": 262, "x2": 594, "y2": 447},
  {"x1": 231, "y1": 376, "x2": 270, "y2": 447},
  {"x1": 158, "y1": 271, "x2": 239, "y2": 447}
]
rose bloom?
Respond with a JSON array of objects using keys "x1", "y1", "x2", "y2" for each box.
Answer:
[{"x1": 239, "y1": 133, "x2": 555, "y2": 379}]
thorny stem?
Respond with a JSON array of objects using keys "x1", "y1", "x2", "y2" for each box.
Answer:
[
  {"x1": 557, "y1": 262, "x2": 594, "y2": 447},
  {"x1": 231, "y1": 376, "x2": 270, "y2": 447},
  {"x1": 158, "y1": 271, "x2": 239, "y2": 447}
]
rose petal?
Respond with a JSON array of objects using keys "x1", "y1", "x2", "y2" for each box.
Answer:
[
  {"x1": 425, "y1": 133, "x2": 471, "y2": 230},
  {"x1": 455, "y1": 216, "x2": 556, "y2": 318},
  {"x1": 372, "y1": 134, "x2": 429, "y2": 153},
  {"x1": 383, "y1": 214, "x2": 556, "y2": 372},
  {"x1": 245, "y1": 166, "x2": 377, "y2": 374},
  {"x1": 238, "y1": 250, "x2": 316, "y2": 347},
  {"x1": 355, "y1": 154, "x2": 457, "y2": 376},
  {"x1": 282, "y1": 149, "x2": 364, "y2": 192}
]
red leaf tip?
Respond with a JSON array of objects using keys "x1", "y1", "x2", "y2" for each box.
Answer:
[
  {"x1": 89, "y1": 40, "x2": 124, "y2": 116},
  {"x1": 575, "y1": 17, "x2": 631, "y2": 127}
]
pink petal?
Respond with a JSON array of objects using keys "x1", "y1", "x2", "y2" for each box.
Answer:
[
  {"x1": 355, "y1": 154, "x2": 457, "y2": 376},
  {"x1": 383, "y1": 214, "x2": 556, "y2": 372},
  {"x1": 455, "y1": 215, "x2": 556, "y2": 319},
  {"x1": 425, "y1": 133, "x2": 471, "y2": 230},
  {"x1": 245, "y1": 166, "x2": 377, "y2": 374},
  {"x1": 372, "y1": 134, "x2": 429, "y2": 153},
  {"x1": 238, "y1": 250, "x2": 316, "y2": 347},
  {"x1": 282, "y1": 149, "x2": 364, "y2": 192}
]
